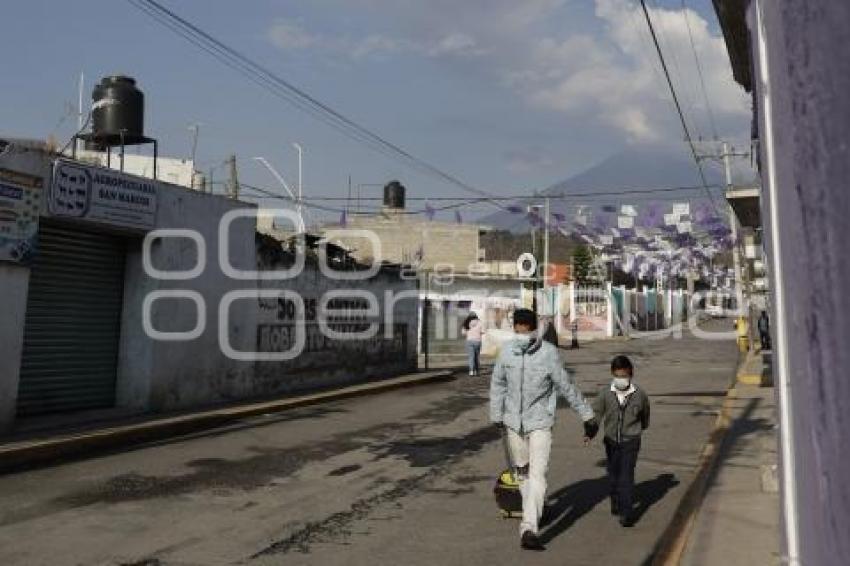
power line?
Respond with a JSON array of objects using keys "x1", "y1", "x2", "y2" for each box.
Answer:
[
  {"x1": 291, "y1": 184, "x2": 723, "y2": 201},
  {"x1": 646, "y1": 0, "x2": 699, "y2": 138},
  {"x1": 681, "y1": 0, "x2": 720, "y2": 140},
  {"x1": 637, "y1": 0, "x2": 721, "y2": 216},
  {"x1": 126, "y1": 0, "x2": 511, "y2": 211}
]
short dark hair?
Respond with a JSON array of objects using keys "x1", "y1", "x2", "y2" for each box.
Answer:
[
  {"x1": 611, "y1": 355, "x2": 633, "y2": 374},
  {"x1": 512, "y1": 308, "x2": 538, "y2": 330}
]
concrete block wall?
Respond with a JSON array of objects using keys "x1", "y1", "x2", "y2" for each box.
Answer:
[
  {"x1": 330, "y1": 215, "x2": 482, "y2": 272},
  {"x1": 0, "y1": 148, "x2": 420, "y2": 429}
]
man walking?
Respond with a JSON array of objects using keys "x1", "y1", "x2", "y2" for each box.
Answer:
[
  {"x1": 490, "y1": 308, "x2": 599, "y2": 551},
  {"x1": 757, "y1": 310, "x2": 771, "y2": 350}
]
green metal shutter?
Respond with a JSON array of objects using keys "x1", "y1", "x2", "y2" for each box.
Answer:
[{"x1": 17, "y1": 221, "x2": 126, "y2": 417}]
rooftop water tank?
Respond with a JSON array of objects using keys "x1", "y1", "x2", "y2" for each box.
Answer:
[
  {"x1": 91, "y1": 76, "x2": 146, "y2": 145},
  {"x1": 383, "y1": 180, "x2": 406, "y2": 209}
]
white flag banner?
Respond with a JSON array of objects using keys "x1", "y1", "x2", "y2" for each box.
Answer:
[
  {"x1": 618, "y1": 215, "x2": 635, "y2": 229},
  {"x1": 620, "y1": 204, "x2": 638, "y2": 217},
  {"x1": 672, "y1": 203, "x2": 690, "y2": 217},
  {"x1": 664, "y1": 213, "x2": 678, "y2": 226},
  {"x1": 677, "y1": 221, "x2": 693, "y2": 234}
]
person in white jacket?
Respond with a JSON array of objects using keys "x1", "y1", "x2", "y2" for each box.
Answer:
[
  {"x1": 462, "y1": 312, "x2": 485, "y2": 376},
  {"x1": 490, "y1": 308, "x2": 599, "y2": 551}
]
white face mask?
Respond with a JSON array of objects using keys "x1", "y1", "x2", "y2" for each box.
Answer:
[{"x1": 613, "y1": 377, "x2": 632, "y2": 391}]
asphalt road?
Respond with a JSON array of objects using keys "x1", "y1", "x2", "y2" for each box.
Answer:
[{"x1": 0, "y1": 320, "x2": 737, "y2": 566}]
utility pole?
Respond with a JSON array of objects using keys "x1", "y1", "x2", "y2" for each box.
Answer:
[
  {"x1": 76, "y1": 72, "x2": 85, "y2": 154},
  {"x1": 292, "y1": 143, "x2": 303, "y2": 230},
  {"x1": 189, "y1": 123, "x2": 201, "y2": 190},
  {"x1": 347, "y1": 175, "x2": 352, "y2": 214},
  {"x1": 543, "y1": 197, "x2": 550, "y2": 287},
  {"x1": 722, "y1": 141, "x2": 744, "y2": 313},
  {"x1": 227, "y1": 154, "x2": 239, "y2": 200}
]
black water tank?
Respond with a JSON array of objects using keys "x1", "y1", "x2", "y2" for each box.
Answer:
[
  {"x1": 91, "y1": 76, "x2": 145, "y2": 143},
  {"x1": 383, "y1": 180, "x2": 405, "y2": 209}
]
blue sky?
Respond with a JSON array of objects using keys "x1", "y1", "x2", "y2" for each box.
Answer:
[{"x1": 2, "y1": 0, "x2": 749, "y2": 221}]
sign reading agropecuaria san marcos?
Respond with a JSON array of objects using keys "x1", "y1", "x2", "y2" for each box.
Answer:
[{"x1": 49, "y1": 158, "x2": 157, "y2": 231}]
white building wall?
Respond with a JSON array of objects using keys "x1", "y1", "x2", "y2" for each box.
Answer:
[
  {"x1": 0, "y1": 146, "x2": 418, "y2": 429},
  {"x1": 0, "y1": 141, "x2": 52, "y2": 431}
]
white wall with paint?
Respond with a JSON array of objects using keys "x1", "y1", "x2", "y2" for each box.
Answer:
[{"x1": 0, "y1": 146, "x2": 419, "y2": 430}]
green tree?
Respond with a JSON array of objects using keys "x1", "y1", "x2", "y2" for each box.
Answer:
[{"x1": 572, "y1": 245, "x2": 593, "y2": 284}]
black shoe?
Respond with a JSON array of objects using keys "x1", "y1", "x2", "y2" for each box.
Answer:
[
  {"x1": 619, "y1": 514, "x2": 634, "y2": 528},
  {"x1": 520, "y1": 531, "x2": 546, "y2": 551}
]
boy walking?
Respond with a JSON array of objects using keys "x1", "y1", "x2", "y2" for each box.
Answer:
[{"x1": 588, "y1": 355, "x2": 650, "y2": 527}]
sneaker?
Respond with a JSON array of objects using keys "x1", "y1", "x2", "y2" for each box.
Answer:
[
  {"x1": 520, "y1": 531, "x2": 546, "y2": 551},
  {"x1": 619, "y1": 514, "x2": 634, "y2": 528}
]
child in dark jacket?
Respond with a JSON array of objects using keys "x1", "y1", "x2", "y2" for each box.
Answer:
[{"x1": 588, "y1": 355, "x2": 650, "y2": 527}]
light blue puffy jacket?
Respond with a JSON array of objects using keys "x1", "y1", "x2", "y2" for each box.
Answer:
[{"x1": 490, "y1": 335, "x2": 594, "y2": 433}]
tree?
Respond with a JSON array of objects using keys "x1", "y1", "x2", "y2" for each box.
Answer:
[{"x1": 572, "y1": 245, "x2": 593, "y2": 284}]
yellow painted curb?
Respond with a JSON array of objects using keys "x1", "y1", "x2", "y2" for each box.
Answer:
[
  {"x1": 649, "y1": 388, "x2": 737, "y2": 565},
  {"x1": 737, "y1": 373, "x2": 763, "y2": 386}
]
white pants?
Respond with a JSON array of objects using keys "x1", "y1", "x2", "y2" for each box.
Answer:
[{"x1": 506, "y1": 427, "x2": 552, "y2": 535}]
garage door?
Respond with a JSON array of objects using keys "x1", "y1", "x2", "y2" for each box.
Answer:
[{"x1": 17, "y1": 221, "x2": 126, "y2": 417}]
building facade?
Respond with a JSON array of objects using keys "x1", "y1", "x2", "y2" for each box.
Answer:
[
  {"x1": 713, "y1": 2, "x2": 850, "y2": 564},
  {"x1": 0, "y1": 140, "x2": 417, "y2": 433}
]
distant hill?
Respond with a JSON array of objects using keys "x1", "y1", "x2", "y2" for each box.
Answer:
[{"x1": 478, "y1": 145, "x2": 724, "y2": 231}]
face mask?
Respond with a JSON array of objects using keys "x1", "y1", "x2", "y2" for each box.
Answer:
[
  {"x1": 514, "y1": 333, "x2": 533, "y2": 347},
  {"x1": 613, "y1": 377, "x2": 632, "y2": 391}
]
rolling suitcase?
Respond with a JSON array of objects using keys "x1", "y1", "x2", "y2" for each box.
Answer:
[{"x1": 493, "y1": 429, "x2": 523, "y2": 519}]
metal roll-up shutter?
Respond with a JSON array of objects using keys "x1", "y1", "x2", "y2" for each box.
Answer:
[{"x1": 17, "y1": 221, "x2": 126, "y2": 417}]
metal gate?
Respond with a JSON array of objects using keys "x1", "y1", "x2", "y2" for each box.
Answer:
[{"x1": 17, "y1": 221, "x2": 127, "y2": 417}]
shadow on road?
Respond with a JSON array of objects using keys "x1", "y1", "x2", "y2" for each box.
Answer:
[
  {"x1": 539, "y1": 472, "x2": 680, "y2": 544},
  {"x1": 540, "y1": 476, "x2": 609, "y2": 543},
  {"x1": 632, "y1": 473, "x2": 680, "y2": 525}
]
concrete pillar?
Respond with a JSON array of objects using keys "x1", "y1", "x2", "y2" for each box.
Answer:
[
  {"x1": 568, "y1": 281, "x2": 577, "y2": 322},
  {"x1": 620, "y1": 285, "x2": 630, "y2": 336},
  {"x1": 555, "y1": 284, "x2": 565, "y2": 336}
]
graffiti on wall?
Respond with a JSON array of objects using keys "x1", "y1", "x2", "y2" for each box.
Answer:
[{"x1": 256, "y1": 295, "x2": 408, "y2": 368}]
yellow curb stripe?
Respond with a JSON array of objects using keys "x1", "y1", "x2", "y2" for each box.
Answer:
[{"x1": 649, "y1": 387, "x2": 737, "y2": 565}]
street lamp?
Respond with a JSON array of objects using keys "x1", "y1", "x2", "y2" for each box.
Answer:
[{"x1": 252, "y1": 156, "x2": 304, "y2": 234}]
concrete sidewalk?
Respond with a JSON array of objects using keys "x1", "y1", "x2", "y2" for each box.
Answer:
[
  {"x1": 0, "y1": 369, "x2": 454, "y2": 474},
  {"x1": 679, "y1": 352, "x2": 781, "y2": 566}
]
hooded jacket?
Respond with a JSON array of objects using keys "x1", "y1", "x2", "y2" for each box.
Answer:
[{"x1": 490, "y1": 335, "x2": 594, "y2": 433}]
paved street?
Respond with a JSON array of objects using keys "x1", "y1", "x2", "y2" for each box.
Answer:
[{"x1": 0, "y1": 320, "x2": 737, "y2": 566}]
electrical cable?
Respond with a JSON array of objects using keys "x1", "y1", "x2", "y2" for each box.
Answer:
[
  {"x1": 126, "y1": 0, "x2": 512, "y2": 212},
  {"x1": 637, "y1": 0, "x2": 722, "y2": 216},
  {"x1": 681, "y1": 0, "x2": 720, "y2": 140}
]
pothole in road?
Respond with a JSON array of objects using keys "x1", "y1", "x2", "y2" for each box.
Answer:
[{"x1": 327, "y1": 464, "x2": 362, "y2": 477}]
